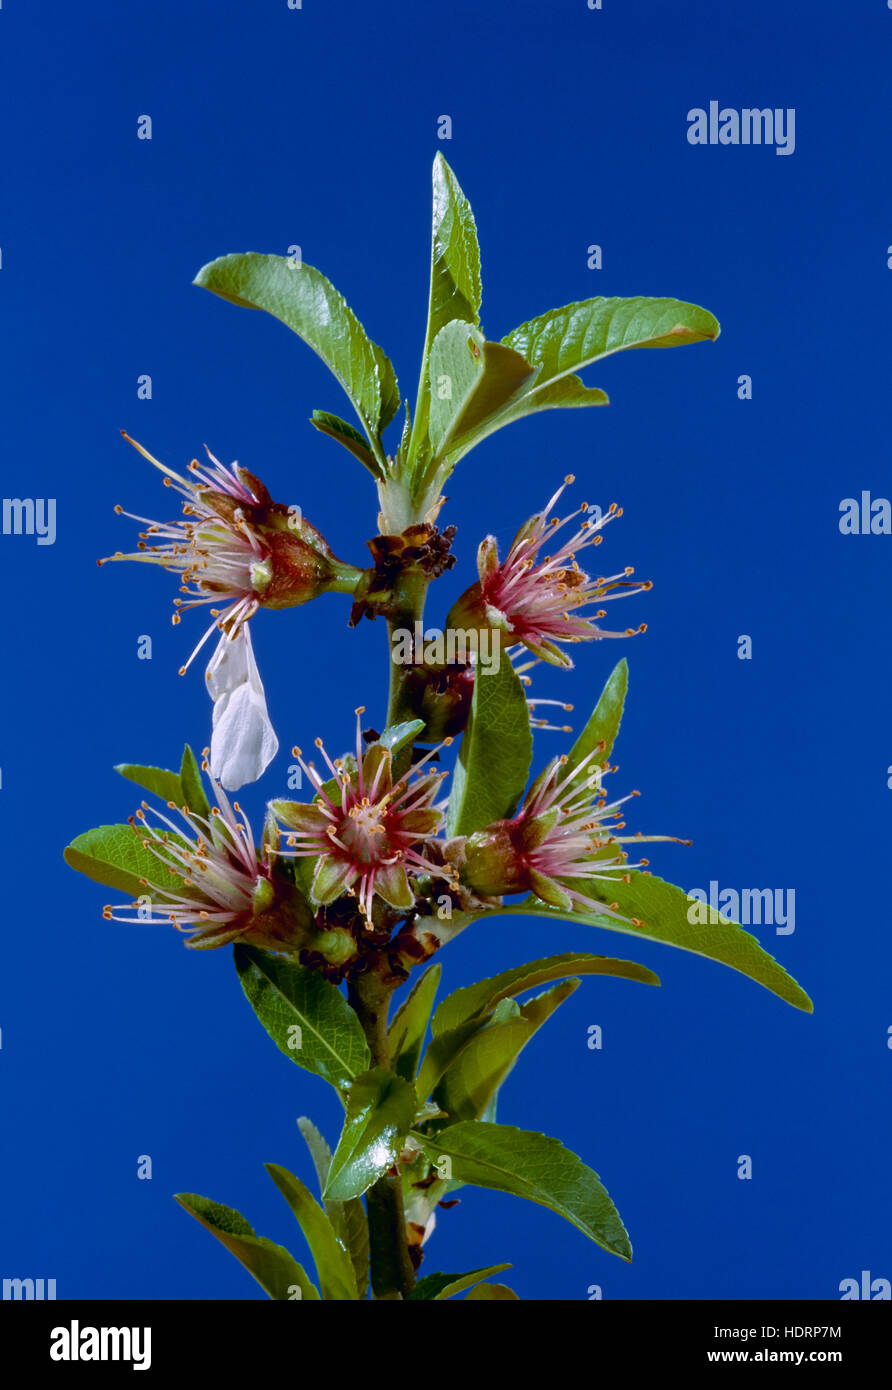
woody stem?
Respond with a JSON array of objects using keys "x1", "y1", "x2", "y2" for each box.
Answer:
[
  {"x1": 386, "y1": 568, "x2": 431, "y2": 775},
  {"x1": 348, "y1": 971, "x2": 416, "y2": 1300}
]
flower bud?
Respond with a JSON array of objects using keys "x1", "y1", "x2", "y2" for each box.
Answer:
[{"x1": 449, "y1": 823, "x2": 527, "y2": 897}]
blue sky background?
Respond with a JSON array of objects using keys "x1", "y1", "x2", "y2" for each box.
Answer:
[{"x1": 1, "y1": 0, "x2": 889, "y2": 1300}]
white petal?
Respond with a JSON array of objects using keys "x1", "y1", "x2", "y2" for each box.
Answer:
[
  {"x1": 206, "y1": 628, "x2": 278, "y2": 790},
  {"x1": 205, "y1": 627, "x2": 249, "y2": 701}
]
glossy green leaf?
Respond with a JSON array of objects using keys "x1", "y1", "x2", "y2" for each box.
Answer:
[
  {"x1": 310, "y1": 411, "x2": 379, "y2": 476},
  {"x1": 443, "y1": 296, "x2": 718, "y2": 462},
  {"x1": 388, "y1": 964, "x2": 442, "y2": 1081},
  {"x1": 174, "y1": 1193, "x2": 319, "y2": 1300},
  {"x1": 566, "y1": 658, "x2": 628, "y2": 788},
  {"x1": 372, "y1": 344, "x2": 400, "y2": 433},
  {"x1": 194, "y1": 252, "x2": 396, "y2": 455},
  {"x1": 297, "y1": 1117, "x2": 368, "y2": 1300},
  {"x1": 427, "y1": 321, "x2": 536, "y2": 460},
  {"x1": 515, "y1": 871, "x2": 813, "y2": 1012},
  {"x1": 64, "y1": 823, "x2": 186, "y2": 900},
  {"x1": 504, "y1": 294, "x2": 719, "y2": 389},
  {"x1": 114, "y1": 762, "x2": 182, "y2": 806},
  {"x1": 179, "y1": 744, "x2": 210, "y2": 819},
  {"x1": 432, "y1": 949, "x2": 658, "y2": 1037},
  {"x1": 377, "y1": 719, "x2": 425, "y2": 755},
  {"x1": 425, "y1": 154, "x2": 481, "y2": 346},
  {"x1": 434, "y1": 982, "x2": 578, "y2": 1123},
  {"x1": 449, "y1": 372, "x2": 609, "y2": 465},
  {"x1": 265, "y1": 1164, "x2": 358, "y2": 1301},
  {"x1": 415, "y1": 1121, "x2": 631, "y2": 1260},
  {"x1": 324, "y1": 1068, "x2": 418, "y2": 1202},
  {"x1": 446, "y1": 654, "x2": 532, "y2": 838},
  {"x1": 234, "y1": 945, "x2": 371, "y2": 1092},
  {"x1": 407, "y1": 1262, "x2": 512, "y2": 1301},
  {"x1": 409, "y1": 154, "x2": 482, "y2": 476}
]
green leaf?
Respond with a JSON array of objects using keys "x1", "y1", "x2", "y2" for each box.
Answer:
[
  {"x1": 297, "y1": 1116, "x2": 334, "y2": 1192},
  {"x1": 446, "y1": 655, "x2": 532, "y2": 838},
  {"x1": 179, "y1": 744, "x2": 210, "y2": 819},
  {"x1": 297, "y1": 1117, "x2": 369, "y2": 1300},
  {"x1": 114, "y1": 745, "x2": 209, "y2": 821},
  {"x1": 174, "y1": 1193, "x2": 319, "y2": 1301},
  {"x1": 265, "y1": 1164, "x2": 358, "y2": 1301},
  {"x1": 234, "y1": 945, "x2": 371, "y2": 1092},
  {"x1": 415, "y1": 1019, "x2": 481, "y2": 1104},
  {"x1": 504, "y1": 294, "x2": 719, "y2": 386},
  {"x1": 409, "y1": 154, "x2": 482, "y2": 476},
  {"x1": 310, "y1": 411, "x2": 379, "y2": 476},
  {"x1": 415, "y1": 1121, "x2": 631, "y2": 1260},
  {"x1": 64, "y1": 823, "x2": 186, "y2": 900},
  {"x1": 414, "y1": 1017, "x2": 486, "y2": 1105},
  {"x1": 432, "y1": 949, "x2": 658, "y2": 1037},
  {"x1": 445, "y1": 296, "x2": 718, "y2": 463},
  {"x1": 324, "y1": 1068, "x2": 418, "y2": 1202},
  {"x1": 388, "y1": 964, "x2": 442, "y2": 1081},
  {"x1": 427, "y1": 321, "x2": 536, "y2": 461},
  {"x1": 194, "y1": 253, "x2": 397, "y2": 457},
  {"x1": 465, "y1": 1281, "x2": 519, "y2": 1300},
  {"x1": 434, "y1": 981, "x2": 578, "y2": 1123},
  {"x1": 515, "y1": 871, "x2": 813, "y2": 1012},
  {"x1": 373, "y1": 344, "x2": 400, "y2": 433},
  {"x1": 427, "y1": 154, "x2": 481, "y2": 341},
  {"x1": 566, "y1": 658, "x2": 628, "y2": 784},
  {"x1": 114, "y1": 762, "x2": 182, "y2": 806},
  {"x1": 407, "y1": 1262, "x2": 512, "y2": 1301},
  {"x1": 448, "y1": 376, "x2": 610, "y2": 464},
  {"x1": 377, "y1": 719, "x2": 425, "y2": 755}
]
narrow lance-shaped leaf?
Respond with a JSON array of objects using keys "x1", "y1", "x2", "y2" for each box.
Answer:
[
  {"x1": 511, "y1": 871, "x2": 813, "y2": 1013},
  {"x1": 446, "y1": 653, "x2": 532, "y2": 838},
  {"x1": 434, "y1": 982, "x2": 579, "y2": 1123},
  {"x1": 265, "y1": 1164, "x2": 358, "y2": 1301},
  {"x1": 297, "y1": 1117, "x2": 369, "y2": 1300},
  {"x1": 432, "y1": 948, "x2": 658, "y2": 1037},
  {"x1": 415, "y1": 1121, "x2": 631, "y2": 1260},
  {"x1": 174, "y1": 1194, "x2": 319, "y2": 1301},
  {"x1": 414, "y1": 1016, "x2": 486, "y2": 1106},
  {"x1": 310, "y1": 411, "x2": 379, "y2": 477},
  {"x1": 234, "y1": 945, "x2": 371, "y2": 1093},
  {"x1": 324, "y1": 1068, "x2": 418, "y2": 1202},
  {"x1": 179, "y1": 744, "x2": 210, "y2": 819},
  {"x1": 388, "y1": 963, "x2": 442, "y2": 1081},
  {"x1": 409, "y1": 154, "x2": 482, "y2": 476},
  {"x1": 565, "y1": 658, "x2": 628, "y2": 788},
  {"x1": 194, "y1": 253, "x2": 398, "y2": 461}
]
